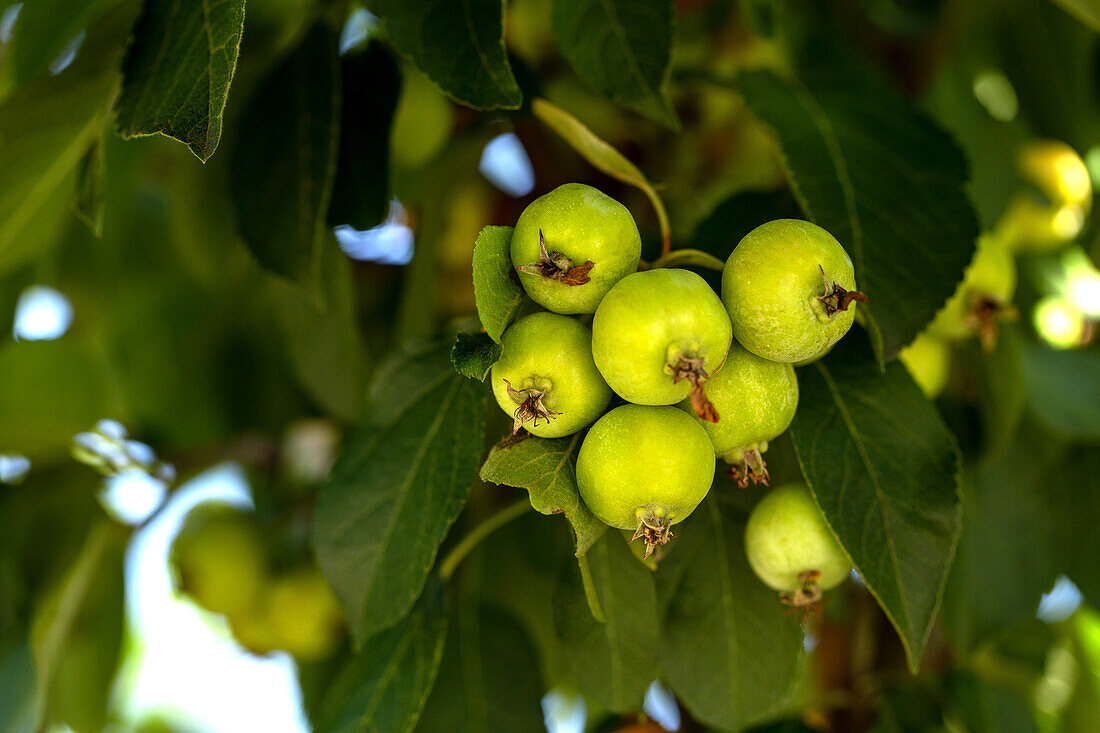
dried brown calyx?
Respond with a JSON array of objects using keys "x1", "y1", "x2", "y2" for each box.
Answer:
[
  {"x1": 631, "y1": 511, "x2": 674, "y2": 560},
  {"x1": 669, "y1": 355, "x2": 719, "y2": 423},
  {"x1": 966, "y1": 294, "x2": 1017, "y2": 352},
  {"x1": 503, "y1": 379, "x2": 561, "y2": 434},
  {"x1": 780, "y1": 570, "x2": 825, "y2": 623},
  {"x1": 817, "y1": 265, "x2": 869, "y2": 316},
  {"x1": 517, "y1": 230, "x2": 595, "y2": 286},
  {"x1": 726, "y1": 445, "x2": 770, "y2": 488}
]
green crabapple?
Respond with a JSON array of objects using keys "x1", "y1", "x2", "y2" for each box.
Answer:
[
  {"x1": 928, "y1": 234, "x2": 1016, "y2": 350},
  {"x1": 678, "y1": 340, "x2": 798, "y2": 487},
  {"x1": 591, "y1": 268, "x2": 732, "y2": 422},
  {"x1": 744, "y1": 483, "x2": 851, "y2": 609},
  {"x1": 491, "y1": 312, "x2": 612, "y2": 437},
  {"x1": 577, "y1": 404, "x2": 715, "y2": 557},
  {"x1": 511, "y1": 183, "x2": 642, "y2": 314},
  {"x1": 722, "y1": 219, "x2": 868, "y2": 364}
]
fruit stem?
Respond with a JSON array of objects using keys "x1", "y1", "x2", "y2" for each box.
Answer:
[
  {"x1": 649, "y1": 248, "x2": 725, "y2": 271},
  {"x1": 503, "y1": 379, "x2": 562, "y2": 434},
  {"x1": 725, "y1": 445, "x2": 770, "y2": 487},
  {"x1": 780, "y1": 570, "x2": 825, "y2": 623},
  {"x1": 438, "y1": 499, "x2": 534, "y2": 581},
  {"x1": 668, "y1": 356, "x2": 719, "y2": 423},
  {"x1": 816, "y1": 265, "x2": 869, "y2": 316},
  {"x1": 517, "y1": 230, "x2": 595, "y2": 285}
]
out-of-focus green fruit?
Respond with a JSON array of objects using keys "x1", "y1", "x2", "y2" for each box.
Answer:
[
  {"x1": 390, "y1": 70, "x2": 452, "y2": 168},
  {"x1": 171, "y1": 503, "x2": 267, "y2": 620},
  {"x1": 1001, "y1": 140, "x2": 1092, "y2": 253},
  {"x1": 231, "y1": 568, "x2": 344, "y2": 662},
  {"x1": 899, "y1": 333, "x2": 950, "y2": 399},
  {"x1": 928, "y1": 235, "x2": 1016, "y2": 348}
]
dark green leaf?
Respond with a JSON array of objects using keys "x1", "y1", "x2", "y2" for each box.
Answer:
[
  {"x1": 1047, "y1": 446, "x2": 1100, "y2": 607},
  {"x1": 689, "y1": 188, "x2": 802, "y2": 261},
  {"x1": 114, "y1": 0, "x2": 245, "y2": 161},
  {"x1": 314, "y1": 586, "x2": 447, "y2": 733},
  {"x1": 313, "y1": 342, "x2": 487, "y2": 642},
  {"x1": 0, "y1": 635, "x2": 36, "y2": 733},
  {"x1": 871, "y1": 680, "x2": 945, "y2": 732},
  {"x1": 30, "y1": 522, "x2": 128, "y2": 733},
  {"x1": 480, "y1": 434, "x2": 607, "y2": 555},
  {"x1": 269, "y1": 236, "x2": 369, "y2": 423},
  {"x1": 328, "y1": 43, "x2": 401, "y2": 229},
  {"x1": 230, "y1": 24, "x2": 340, "y2": 283},
  {"x1": 7, "y1": 0, "x2": 116, "y2": 86},
  {"x1": 979, "y1": 325, "x2": 1026, "y2": 461},
  {"x1": 738, "y1": 66, "x2": 979, "y2": 362},
  {"x1": 1023, "y1": 344, "x2": 1100, "y2": 442},
  {"x1": 941, "y1": 441, "x2": 1057, "y2": 651},
  {"x1": 0, "y1": 1, "x2": 137, "y2": 268},
  {"x1": 368, "y1": 0, "x2": 521, "y2": 110},
  {"x1": 450, "y1": 332, "x2": 501, "y2": 382},
  {"x1": 658, "y1": 496, "x2": 804, "y2": 731},
  {"x1": 552, "y1": 532, "x2": 657, "y2": 712},
  {"x1": 551, "y1": 0, "x2": 678, "y2": 127},
  {"x1": 790, "y1": 337, "x2": 961, "y2": 670},
  {"x1": 416, "y1": 605, "x2": 545, "y2": 732},
  {"x1": 471, "y1": 226, "x2": 526, "y2": 343},
  {"x1": 945, "y1": 670, "x2": 1040, "y2": 733}
]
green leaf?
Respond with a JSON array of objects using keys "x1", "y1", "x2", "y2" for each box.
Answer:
[
  {"x1": 450, "y1": 332, "x2": 501, "y2": 382},
  {"x1": 790, "y1": 337, "x2": 962, "y2": 671},
  {"x1": 230, "y1": 23, "x2": 340, "y2": 284},
  {"x1": 738, "y1": 66, "x2": 979, "y2": 362},
  {"x1": 945, "y1": 670, "x2": 1040, "y2": 733},
  {"x1": 1047, "y1": 446, "x2": 1100, "y2": 607},
  {"x1": 30, "y1": 522, "x2": 128, "y2": 733},
  {"x1": 552, "y1": 532, "x2": 658, "y2": 712},
  {"x1": 314, "y1": 586, "x2": 447, "y2": 733},
  {"x1": 416, "y1": 605, "x2": 545, "y2": 732},
  {"x1": 657, "y1": 497, "x2": 804, "y2": 731},
  {"x1": 114, "y1": 0, "x2": 245, "y2": 161},
  {"x1": 531, "y1": 98, "x2": 671, "y2": 247},
  {"x1": 1023, "y1": 344, "x2": 1100, "y2": 442},
  {"x1": 979, "y1": 326, "x2": 1026, "y2": 462},
  {"x1": 0, "y1": 635, "x2": 36, "y2": 733},
  {"x1": 941, "y1": 440, "x2": 1057, "y2": 651},
  {"x1": 367, "y1": 0, "x2": 521, "y2": 110},
  {"x1": 7, "y1": 0, "x2": 116, "y2": 87},
  {"x1": 313, "y1": 342, "x2": 487, "y2": 642},
  {"x1": 328, "y1": 43, "x2": 401, "y2": 230},
  {"x1": 471, "y1": 226, "x2": 526, "y2": 343},
  {"x1": 689, "y1": 189, "x2": 802, "y2": 261},
  {"x1": 268, "y1": 236, "x2": 369, "y2": 423},
  {"x1": 0, "y1": 1, "x2": 138, "y2": 268},
  {"x1": 480, "y1": 434, "x2": 607, "y2": 555},
  {"x1": 551, "y1": 0, "x2": 678, "y2": 127}
]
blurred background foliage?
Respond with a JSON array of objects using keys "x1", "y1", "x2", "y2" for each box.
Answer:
[{"x1": 0, "y1": 0, "x2": 1099, "y2": 731}]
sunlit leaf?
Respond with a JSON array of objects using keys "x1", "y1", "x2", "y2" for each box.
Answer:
[
  {"x1": 471, "y1": 226, "x2": 527, "y2": 344},
  {"x1": 480, "y1": 433, "x2": 607, "y2": 555}
]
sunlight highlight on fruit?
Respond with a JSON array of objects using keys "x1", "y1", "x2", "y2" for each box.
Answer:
[{"x1": 1033, "y1": 296, "x2": 1086, "y2": 349}]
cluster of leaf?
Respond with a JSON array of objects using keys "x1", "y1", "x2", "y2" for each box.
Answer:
[{"x1": 1, "y1": 0, "x2": 1099, "y2": 731}]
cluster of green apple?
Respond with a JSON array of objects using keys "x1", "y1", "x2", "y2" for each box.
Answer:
[
  {"x1": 490, "y1": 183, "x2": 862, "y2": 605},
  {"x1": 170, "y1": 503, "x2": 344, "y2": 661}
]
